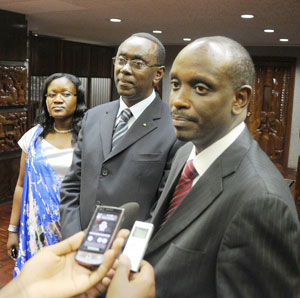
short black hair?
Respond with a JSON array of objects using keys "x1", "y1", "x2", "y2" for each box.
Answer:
[
  {"x1": 131, "y1": 32, "x2": 166, "y2": 65},
  {"x1": 36, "y1": 73, "x2": 87, "y2": 144}
]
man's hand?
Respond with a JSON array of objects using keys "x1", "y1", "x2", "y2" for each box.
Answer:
[{"x1": 14, "y1": 230, "x2": 129, "y2": 298}]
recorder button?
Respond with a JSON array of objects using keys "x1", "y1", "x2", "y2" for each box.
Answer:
[{"x1": 101, "y1": 168, "x2": 109, "y2": 176}]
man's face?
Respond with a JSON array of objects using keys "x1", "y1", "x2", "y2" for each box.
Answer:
[
  {"x1": 169, "y1": 42, "x2": 237, "y2": 152},
  {"x1": 114, "y1": 36, "x2": 162, "y2": 106}
]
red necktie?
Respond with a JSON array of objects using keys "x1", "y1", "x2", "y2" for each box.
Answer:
[{"x1": 163, "y1": 159, "x2": 198, "y2": 223}]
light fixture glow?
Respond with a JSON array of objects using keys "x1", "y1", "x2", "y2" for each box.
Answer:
[
  {"x1": 241, "y1": 14, "x2": 254, "y2": 19},
  {"x1": 110, "y1": 18, "x2": 121, "y2": 23},
  {"x1": 264, "y1": 29, "x2": 274, "y2": 33},
  {"x1": 280, "y1": 38, "x2": 289, "y2": 42},
  {"x1": 183, "y1": 38, "x2": 191, "y2": 41},
  {"x1": 153, "y1": 30, "x2": 163, "y2": 34}
]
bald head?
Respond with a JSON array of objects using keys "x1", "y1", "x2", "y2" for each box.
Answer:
[{"x1": 181, "y1": 36, "x2": 255, "y2": 90}]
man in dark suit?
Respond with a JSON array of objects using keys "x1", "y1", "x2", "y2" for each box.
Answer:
[
  {"x1": 60, "y1": 33, "x2": 180, "y2": 238},
  {"x1": 145, "y1": 36, "x2": 300, "y2": 298}
]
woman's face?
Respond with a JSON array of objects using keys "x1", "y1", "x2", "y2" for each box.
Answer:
[{"x1": 46, "y1": 77, "x2": 77, "y2": 120}]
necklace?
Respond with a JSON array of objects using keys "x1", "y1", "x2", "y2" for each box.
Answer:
[{"x1": 53, "y1": 123, "x2": 73, "y2": 134}]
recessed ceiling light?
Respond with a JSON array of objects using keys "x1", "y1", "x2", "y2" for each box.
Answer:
[
  {"x1": 183, "y1": 38, "x2": 191, "y2": 41},
  {"x1": 34, "y1": 33, "x2": 38, "y2": 37},
  {"x1": 153, "y1": 30, "x2": 163, "y2": 34},
  {"x1": 280, "y1": 38, "x2": 289, "y2": 42},
  {"x1": 110, "y1": 18, "x2": 121, "y2": 23},
  {"x1": 241, "y1": 14, "x2": 254, "y2": 19},
  {"x1": 264, "y1": 29, "x2": 275, "y2": 33}
]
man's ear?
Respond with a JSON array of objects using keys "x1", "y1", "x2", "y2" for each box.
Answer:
[
  {"x1": 232, "y1": 85, "x2": 252, "y2": 115},
  {"x1": 153, "y1": 66, "x2": 166, "y2": 85}
]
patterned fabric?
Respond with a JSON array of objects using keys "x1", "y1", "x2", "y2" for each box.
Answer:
[
  {"x1": 111, "y1": 108, "x2": 132, "y2": 150},
  {"x1": 14, "y1": 126, "x2": 62, "y2": 277},
  {"x1": 163, "y1": 160, "x2": 198, "y2": 222}
]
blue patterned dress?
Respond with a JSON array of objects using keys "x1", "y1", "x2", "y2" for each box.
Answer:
[{"x1": 14, "y1": 126, "x2": 62, "y2": 277}]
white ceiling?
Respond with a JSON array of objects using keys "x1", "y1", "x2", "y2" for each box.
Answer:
[{"x1": 1, "y1": 0, "x2": 300, "y2": 47}]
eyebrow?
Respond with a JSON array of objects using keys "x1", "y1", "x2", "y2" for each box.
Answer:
[{"x1": 118, "y1": 53, "x2": 146, "y2": 61}]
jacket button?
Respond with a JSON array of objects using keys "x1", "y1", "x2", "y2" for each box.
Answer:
[{"x1": 102, "y1": 168, "x2": 108, "y2": 176}]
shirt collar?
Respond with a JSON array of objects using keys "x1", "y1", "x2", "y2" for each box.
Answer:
[
  {"x1": 189, "y1": 122, "x2": 246, "y2": 177},
  {"x1": 119, "y1": 89, "x2": 156, "y2": 120}
]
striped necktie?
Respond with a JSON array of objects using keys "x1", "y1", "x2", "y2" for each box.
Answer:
[
  {"x1": 163, "y1": 159, "x2": 198, "y2": 223},
  {"x1": 111, "y1": 108, "x2": 132, "y2": 150}
]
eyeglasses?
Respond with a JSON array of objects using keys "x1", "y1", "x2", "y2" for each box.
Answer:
[
  {"x1": 112, "y1": 56, "x2": 161, "y2": 71},
  {"x1": 46, "y1": 91, "x2": 77, "y2": 100}
]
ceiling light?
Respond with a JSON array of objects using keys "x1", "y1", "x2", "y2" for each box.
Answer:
[
  {"x1": 280, "y1": 38, "x2": 289, "y2": 42},
  {"x1": 241, "y1": 14, "x2": 254, "y2": 19},
  {"x1": 153, "y1": 30, "x2": 163, "y2": 34},
  {"x1": 264, "y1": 29, "x2": 274, "y2": 33},
  {"x1": 110, "y1": 18, "x2": 121, "y2": 23},
  {"x1": 183, "y1": 38, "x2": 191, "y2": 41}
]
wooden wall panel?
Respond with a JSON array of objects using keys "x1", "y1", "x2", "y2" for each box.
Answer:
[
  {"x1": 0, "y1": 66, "x2": 26, "y2": 107},
  {"x1": 0, "y1": 157, "x2": 20, "y2": 203},
  {"x1": 62, "y1": 41, "x2": 91, "y2": 77},
  {"x1": 246, "y1": 57, "x2": 295, "y2": 170},
  {"x1": 30, "y1": 35, "x2": 62, "y2": 76},
  {"x1": 90, "y1": 46, "x2": 115, "y2": 78},
  {"x1": 0, "y1": 10, "x2": 27, "y2": 61},
  {"x1": 0, "y1": 111, "x2": 27, "y2": 153}
]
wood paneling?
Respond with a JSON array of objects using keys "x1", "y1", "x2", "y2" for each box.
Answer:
[
  {"x1": 30, "y1": 34, "x2": 115, "y2": 79},
  {"x1": 0, "y1": 10, "x2": 27, "y2": 62},
  {"x1": 62, "y1": 41, "x2": 91, "y2": 77},
  {"x1": 0, "y1": 111, "x2": 27, "y2": 153},
  {"x1": 30, "y1": 35, "x2": 62, "y2": 76},
  {"x1": 0, "y1": 157, "x2": 20, "y2": 204},
  {"x1": 90, "y1": 45, "x2": 115, "y2": 78},
  {"x1": 246, "y1": 57, "x2": 295, "y2": 171},
  {"x1": 0, "y1": 201, "x2": 15, "y2": 287},
  {"x1": 0, "y1": 66, "x2": 26, "y2": 107}
]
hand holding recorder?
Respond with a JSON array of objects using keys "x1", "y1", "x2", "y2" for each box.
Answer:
[{"x1": 0, "y1": 230, "x2": 129, "y2": 298}]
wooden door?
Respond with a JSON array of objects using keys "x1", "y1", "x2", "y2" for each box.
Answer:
[{"x1": 246, "y1": 57, "x2": 296, "y2": 171}]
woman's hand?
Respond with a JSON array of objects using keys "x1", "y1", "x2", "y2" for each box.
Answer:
[{"x1": 7, "y1": 232, "x2": 19, "y2": 260}]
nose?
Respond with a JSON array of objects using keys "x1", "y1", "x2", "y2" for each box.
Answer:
[
  {"x1": 53, "y1": 94, "x2": 64, "y2": 103},
  {"x1": 170, "y1": 89, "x2": 190, "y2": 109},
  {"x1": 119, "y1": 61, "x2": 133, "y2": 74}
]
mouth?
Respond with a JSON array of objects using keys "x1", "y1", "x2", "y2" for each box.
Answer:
[
  {"x1": 117, "y1": 78, "x2": 134, "y2": 87},
  {"x1": 51, "y1": 106, "x2": 65, "y2": 111},
  {"x1": 171, "y1": 113, "x2": 196, "y2": 127}
]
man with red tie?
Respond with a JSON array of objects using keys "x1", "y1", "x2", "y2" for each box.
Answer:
[{"x1": 145, "y1": 36, "x2": 300, "y2": 298}]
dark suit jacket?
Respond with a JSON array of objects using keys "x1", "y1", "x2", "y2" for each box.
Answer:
[
  {"x1": 145, "y1": 128, "x2": 300, "y2": 298},
  {"x1": 60, "y1": 95, "x2": 180, "y2": 238}
]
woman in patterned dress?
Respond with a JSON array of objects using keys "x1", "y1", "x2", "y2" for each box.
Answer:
[{"x1": 6, "y1": 73, "x2": 86, "y2": 277}]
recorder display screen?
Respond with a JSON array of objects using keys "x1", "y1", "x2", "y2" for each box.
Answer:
[
  {"x1": 132, "y1": 227, "x2": 148, "y2": 239},
  {"x1": 81, "y1": 210, "x2": 120, "y2": 253}
]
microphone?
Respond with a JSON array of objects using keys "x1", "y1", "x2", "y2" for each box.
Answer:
[{"x1": 119, "y1": 202, "x2": 140, "y2": 230}]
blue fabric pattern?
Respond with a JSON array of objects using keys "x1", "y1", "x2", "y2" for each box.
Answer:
[{"x1": 14, "y1": 125, "x2": 62, "y2": 277}]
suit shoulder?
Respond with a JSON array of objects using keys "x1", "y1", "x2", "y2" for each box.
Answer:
[{"x1": 85, "y1": 101, "x2": 118, "y2": 116}]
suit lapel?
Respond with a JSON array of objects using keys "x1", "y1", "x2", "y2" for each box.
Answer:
[
  {"x1": 146, "y1": 128, "x2": 253, "y2": 255},
  {"x1": 151, "y1": 143, "x2": 192, "y2": 233},
  {"x1": 105, "y1": 95, "x2": 163, "y2": 160},
  {"x1": 99, "y1": 101, "x2": 119, "y2": 159}
]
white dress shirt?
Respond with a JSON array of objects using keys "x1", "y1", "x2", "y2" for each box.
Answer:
[
  {"x1": 188, "y1": 122, "x2": 246, "y2": 185},
  {"x1": 116, "y1": 89, "x2": 156, "y2": 129}
]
